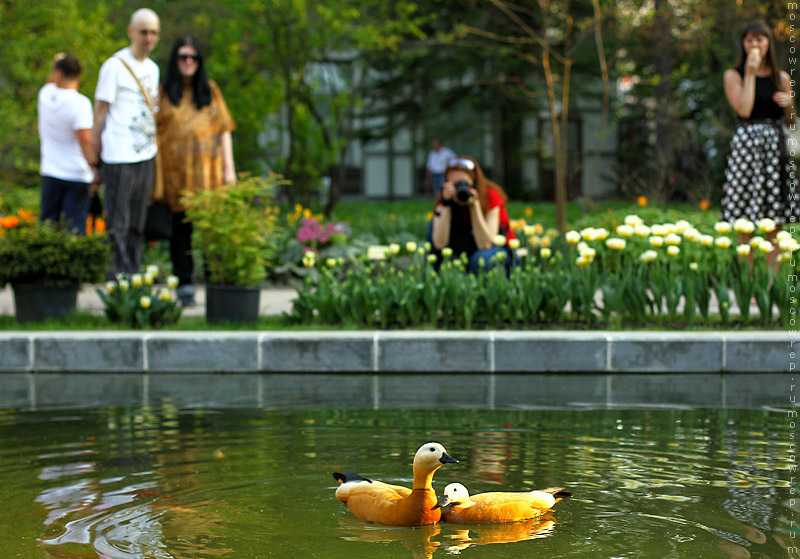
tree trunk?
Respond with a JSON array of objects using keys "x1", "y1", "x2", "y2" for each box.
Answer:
[
  {"x1": 492, "y1": 105, "x2": 505, "y2": 188},
  {"x1": 653, "y1": 0, "x2": 672, "y2": 190}
]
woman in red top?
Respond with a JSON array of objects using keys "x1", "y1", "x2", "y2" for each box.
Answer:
[{"x1": 428, "y1": 156, "x2": 516, "y2": 273}]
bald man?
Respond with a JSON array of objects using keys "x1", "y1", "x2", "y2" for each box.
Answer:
[{"x1": 90, "y1": 8, "x2": 161, "y2": 276}]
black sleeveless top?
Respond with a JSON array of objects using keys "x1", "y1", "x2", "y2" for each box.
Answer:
[{"x1": 736, "y1": 69, "x2": 783, "y2": 121}]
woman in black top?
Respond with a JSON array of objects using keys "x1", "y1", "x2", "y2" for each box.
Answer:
[{"x1": 722, "y1": 22, "x2": 796, "y2": 232}]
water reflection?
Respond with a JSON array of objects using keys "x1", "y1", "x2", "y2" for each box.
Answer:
[
  {"x1": 442, "y1": 515, "x2": 557, "y2": 554},
  {"x1": 338, "y1": 519, "x2": 442, "y2": 559},
  {"x1": 337, "y1": 515, "x2": 558, "y2": 557},
  {"x1": 32, "y1": 405, "x2": 234, "y2": 558}
]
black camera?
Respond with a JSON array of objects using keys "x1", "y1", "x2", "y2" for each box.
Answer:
[{"x1": 454, "y1": 180, "x2": 474, "y2": 203}]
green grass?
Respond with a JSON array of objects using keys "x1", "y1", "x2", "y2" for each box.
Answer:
[
  {"x1": 0, "y1": 310, "x2": 780, "y2": 331},
  {"x1": 0, "y1": 312, "x2": 293, "y2": 331}
]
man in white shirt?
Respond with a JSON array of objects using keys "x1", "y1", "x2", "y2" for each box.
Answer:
[
  {"x1": 90, "y1": 7, "x2": 160, "y2": 276},
  {"x1": 425, "y1": 139, "x2": 456, "y2": 197},
  {"x1": 38, "y1": 54, "x2": 96, "y2": 235}
]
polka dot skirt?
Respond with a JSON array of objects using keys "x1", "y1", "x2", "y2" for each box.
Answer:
[{"x1": 722, "y1": 122, "x2": 799, "y2": 225}]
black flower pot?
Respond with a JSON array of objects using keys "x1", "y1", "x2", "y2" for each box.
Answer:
[
  {"x1": 205, "y1": 284, "x2": 260, "y2": 324},
  {"x1": 13, "y1": 283, "x2": 79, "y2": 322}
]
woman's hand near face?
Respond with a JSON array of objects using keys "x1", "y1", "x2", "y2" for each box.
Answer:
[
  {"x1": 442, "y1": 181, "x2": 456, "y2": 202},
  {"x1": 744, "y1": 50, "x2": 761, "y2": 74}
]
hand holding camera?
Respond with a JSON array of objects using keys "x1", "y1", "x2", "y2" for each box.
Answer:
[{"x1": 443, "y1": 179, "x2": 476, "y2": 206}]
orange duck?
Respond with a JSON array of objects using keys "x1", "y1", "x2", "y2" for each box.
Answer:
[
  {"x1": 332, "y1": 442, "x2": 458, "y2": 526},
  {"x1": 434, "y1": 482, "x2": 571, "y2": 524}
]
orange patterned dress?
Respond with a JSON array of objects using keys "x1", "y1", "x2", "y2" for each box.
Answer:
[{"x1": 156, "y1": 80, "x2": 235, "y2": 212}]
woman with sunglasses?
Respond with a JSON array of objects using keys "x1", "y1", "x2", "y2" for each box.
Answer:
[
  {"x1": 428, "y1": 156, "x2": 516, "y2": 273},
  {"x1": 156, "y1": 36, "x2": 236, "y2": 305}
]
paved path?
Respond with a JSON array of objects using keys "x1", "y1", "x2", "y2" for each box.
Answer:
[{"x1": 0, "y1": 284, "x2": 297, "y2": 318}]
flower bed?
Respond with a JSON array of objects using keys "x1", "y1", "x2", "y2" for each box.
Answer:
[{"x1": 286, "y1": 215, "x2": 798, "y2": 329}]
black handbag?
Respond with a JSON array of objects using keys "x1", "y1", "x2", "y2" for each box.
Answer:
[{"x1": 144, "y1": 202, "x2": 173, "y2": 241}]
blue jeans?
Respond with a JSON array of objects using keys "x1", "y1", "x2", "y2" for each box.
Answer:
[
  {"x1": 431, "y1": 173, "x2": 445, "y2": 197},
  {"x1": 40, "y1": 176, "x2": 91, "y2": 235},
  {"x1": 425, "y1": 219, "x2": 515, "y2": 273}
]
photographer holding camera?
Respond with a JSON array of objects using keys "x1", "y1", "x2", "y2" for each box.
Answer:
[{"x1": 428, "y1": 156, "x2": 516, "y2": 273}]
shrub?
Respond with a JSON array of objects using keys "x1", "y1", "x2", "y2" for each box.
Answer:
[
  {"x1": 0, "y1": 220, "x2": 109, "y2": 287},
  {"x1": 182, "y1": 174, "x2": 285, "y2": 287}
]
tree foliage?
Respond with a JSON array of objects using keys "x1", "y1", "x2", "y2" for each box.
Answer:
[
  {"x1": 0, "y1": 0, "x2": 793, "y2": 214},
  {"x1": 0, "y1": 0, "x2": 117, "y2": 188}
]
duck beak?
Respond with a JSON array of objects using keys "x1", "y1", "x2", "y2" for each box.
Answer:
[
  {"x1": 439, "y1": 452, "x2": 458, "y2": 464},
  {"x1": 432, "y1": 495, "x2": 451, "y2": 510}
]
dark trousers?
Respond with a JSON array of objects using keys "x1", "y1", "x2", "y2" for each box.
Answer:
[
  {"x1": 170, "y1": 211, "x2": 194, "y2": 286},
  {"x1": 40, "y1": 176, "x2": 90, "y2": 235},
  {"x1": 103, "y1": 159, "x2": 154, "y2": 276}
]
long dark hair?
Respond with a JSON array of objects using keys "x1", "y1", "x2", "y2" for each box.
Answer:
[
  {"x1": 734, "y1": 21, "x2": 782, "y2": 87},
  {"x1": 162, "y1": 36, "x2": 212, "y2": 109}
]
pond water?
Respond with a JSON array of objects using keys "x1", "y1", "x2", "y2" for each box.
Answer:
[{"x1": 0, "y1": 405, "x2": 796, "y2": 558}]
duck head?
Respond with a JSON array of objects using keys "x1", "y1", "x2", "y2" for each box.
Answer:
[
  {"x1": 415, "y1": 442, "x2": 458, "y2": 468},
  {"x1": 412, "y1": 442, "x2": 458, "y2": 488},
  {"x1": 433, "y1": 482, "x2": 475, "y2": 510}
]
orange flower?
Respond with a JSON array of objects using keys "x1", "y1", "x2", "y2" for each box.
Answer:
[
  {"x1": 86, "y1": 217, "x2": 93, "y2": 235},
  {"x1": 1, "y1": 216, "x2": 20, "y2": 229},
  {"x1": 95, "y1": 218, "x2": 106, "y2": 234},
  {"x1": 637, "y1": 196, "x2": 648, "y2": 207},
  {"x1": 699, "y1": 199, "x2": 710, "y2": 211},
  {"x1": 17, "y1": 209, "x2": 35, "y2": 222},
  {"x1": 524, "y1": 207, "x2": 533, "y2": 217}
]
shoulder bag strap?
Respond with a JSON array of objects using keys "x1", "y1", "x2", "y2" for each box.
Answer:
[{"x1": 115, "y1": 56, "x2": 155, "y2": 115}]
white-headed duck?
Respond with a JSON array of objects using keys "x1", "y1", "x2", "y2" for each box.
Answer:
[
  {"x1": 333, "y1": 442, "x2": 458, "y2": 526},
  {"x1": 434, "y1": 482, "x2": 571, "y2": 524}
]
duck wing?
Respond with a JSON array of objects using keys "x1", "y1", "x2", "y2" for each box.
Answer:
[
  {"x1": 335, "y1": 477, "x2": 411, "y2": 503},
  {"x1": 341, "y1": 481, "x2": 417, "y2": 524},
  {"x1": 461, "y1": 492, "x2": 554, "y2": 523}
]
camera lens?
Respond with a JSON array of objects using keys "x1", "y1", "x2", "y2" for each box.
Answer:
[{"x1": 454, "y1": 180, "x2": 473, "y2": 202}]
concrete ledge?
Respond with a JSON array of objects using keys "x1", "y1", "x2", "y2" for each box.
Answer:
[
  {"x1": 147, "y1": 333, "x2": 259, "y2": 373},
  {"x1": 607, "y1": 333, "x2": 724, "y2": 373},
  {"x1": 377, "y1": 332, "x2": 491, "y2": 372},
  {"x1": 33, "y1": 333, "x2": 144, "y2": 372},
  {"x1": 261, "y1": 332, "x2": 374, "y2": 372},
  {"x1": 495, "y1": 333, "x2": 607, "y2": 372},
  {"x1": 0, "y1": 331, "x2": 792, "y2": 374}
]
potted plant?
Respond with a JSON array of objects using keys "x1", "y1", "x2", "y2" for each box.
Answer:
[
  {"x1": 0, "y1": 215, "x2": 110, "y2": 322},
  {"x1": 182, "y1": 173, "x2": 283, "y2": 324}
]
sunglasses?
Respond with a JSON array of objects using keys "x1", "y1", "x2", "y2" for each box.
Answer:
[
  {"x1": 178, "y1": 54, "x2": 199, "y2": 62},
  {"x1": 448, "y1": 158, "x2": 476, "y2": 171}
]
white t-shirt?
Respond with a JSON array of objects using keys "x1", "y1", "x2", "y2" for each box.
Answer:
[
  {"x1": 38, "y1": 83, "x2": 94, "y2": 183},
  {"x1": 94, "y1": 47, "x2": 159, "y2": 164},
  {"x1": 426, "y1": 146, "x2": 456, "y2": 174}
]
